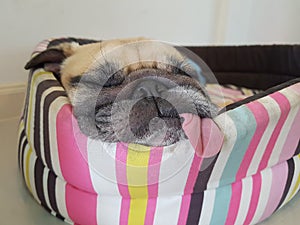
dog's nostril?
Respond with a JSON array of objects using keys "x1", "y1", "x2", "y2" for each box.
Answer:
[{"x1": 132, "y1": 80, "x2": 168, "y2": 99}]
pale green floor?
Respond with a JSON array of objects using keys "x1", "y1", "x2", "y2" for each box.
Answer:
[{"x1": 0, "y1": 117, "x2": 299, "y2": 225}]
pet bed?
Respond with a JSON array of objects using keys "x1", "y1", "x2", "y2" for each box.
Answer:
[{"x1": 18, "y1": 39, "x2": 300, "y2": 225}]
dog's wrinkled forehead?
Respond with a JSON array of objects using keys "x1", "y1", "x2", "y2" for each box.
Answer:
[{"x1": 60, "y1": 38, "x2": 185, "y2": 88}]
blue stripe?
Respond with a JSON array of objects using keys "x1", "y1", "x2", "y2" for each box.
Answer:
[
  {"x1": 209, "y1": 184, "x2": 232, "y2": 225},
  {"x1": 219, "y1": 106, "x2": 256, "y2": 186}
]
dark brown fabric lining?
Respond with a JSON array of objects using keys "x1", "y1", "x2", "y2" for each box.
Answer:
[
  {"x1": 213, "y1": 72, "x2": 296, "y2": 90},
  {"x1": 186, "y1": 45, "x2": 300, "y2": 90}
]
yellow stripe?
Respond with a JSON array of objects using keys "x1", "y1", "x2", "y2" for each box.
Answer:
[
  {"x1": 18, "y1": 120, "x2": 25, "y2": 166},
  {"x1": 242, "y1": 87, "x2": 255, "y2": 96},
  {"x1": 18, "y1": 116, "x2": 33, "y2": 193},
  {"x1": 287, "y1": 154, "x2": 300, "y2": 202},
  {"x1": 127, "y1": 144, "x2": 151, "y2": 225},
  {"x1": 26, "y1": 70, "x2": 53, "y2": 139},
  {"x1": 25, "y1": 147, "x2": 33, "y2": 194}
]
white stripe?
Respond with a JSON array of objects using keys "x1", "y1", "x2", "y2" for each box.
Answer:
[
  {"x1": 198, "y1": 189, "x2": 216, "y2": 225},
  {"x1": 157, "y1": 140, "x2": 194, "y2": 195},
  {"x1": 153, "y1": 141, "x2": 199, "y2": 224},
  {"x1": 267, "y1": 89, "x2": 300, "y2": 168},
  {"x1": 42, "y1": 167, "x2": 52, "y2": 212},
  {"x1": 153, "y1": 196, "x2": 182, "y2": 225},
  {"x1": 97, "y1": 196, "x2": 121, "y2": 225},
  {"x1": 250, "y1": 168, "x2": 273, "y2": 224},
  {"x1": 207, "y1": 113, "x2": 237, "y2": 189},
  {"x1": 87, "y1": 139, "x2": 120, "y2": 195},
  {"x1": 40, "y1": 86, "x2": 64, "y2": 166},
  {"x1": 55, "y1": 177, "x2": 72, "y2": 222},
  {"x1": 28, "y1": 149, "x2": 39, "y2": 203},
  {"x1": 48, "y1": 96, "x2": 67, "y2": 178},
  {"x1": 247, "y1": 97, "x2": 280, "y2": 177},
  {"x1": 22, "y1": 144, "x2": 37, "y2": 199},
  {"x1": 234, "y1": 177, "x2": 253, "y2": 225}
]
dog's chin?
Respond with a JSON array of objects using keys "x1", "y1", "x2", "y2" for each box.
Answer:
[
  {"x1": 114, "y1": 125, "x2": 186, "y2": 147},
  {"x1": 96, "y1": 115, "x2": 186, "y2": 146}
]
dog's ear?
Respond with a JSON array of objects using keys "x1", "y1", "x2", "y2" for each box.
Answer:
[{"x1": 24, "y1": 42, "x2": 79, "y2": 79}]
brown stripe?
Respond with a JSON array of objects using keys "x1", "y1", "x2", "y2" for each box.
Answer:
[
  {"x1": 33, "y1": 80, "x2": 61, "y2": 161},
  {"x1": 47, "y1": 170, "x2": 65, "y2": 220},
  {"x1": 56, "y1": 213, "x2": 65, "y2": 221},
  {"x1": 34, "y1": 158, "x2": 51, "y2": 213},
  {"x1": 186, "y1": 154, "x2": 219, "y2": 224},
  {"x1": 43, "y1": 90, "x2": 66, "y2": 171},
  {"x1": 186, "y1": 193, "x2": 204, "y2": 225},
  {"x1": 18, "y1": 129, "x2": 26, "y2": 169},
  {"x1": 194, "y1": 155, "x2": 219, "y2": 193}
]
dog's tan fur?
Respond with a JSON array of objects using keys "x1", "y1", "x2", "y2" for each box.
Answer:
[{"x1": 56, "y1": 38, "x2": 184, "y2": 92}]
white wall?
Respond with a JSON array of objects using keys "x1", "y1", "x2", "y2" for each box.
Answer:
[
  {"x1": 0, "y1": 0, "x2": 299, "y2": 85},
  {"x1": 222, "y1": 0, "x2": 300, "y2": 44}
]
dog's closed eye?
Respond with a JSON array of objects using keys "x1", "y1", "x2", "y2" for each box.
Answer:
[{"x1": 70, "y1": 76, "x2": 82, "y2": 87}]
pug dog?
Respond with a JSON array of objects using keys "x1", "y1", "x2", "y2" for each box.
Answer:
[{"x1": 25, "y1": 37, "x2": 218, "y2": 146}]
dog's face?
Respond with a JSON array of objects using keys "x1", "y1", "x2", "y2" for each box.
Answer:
[{"x1": 25, "y1": 38, "x2": 218, "y2": 146}]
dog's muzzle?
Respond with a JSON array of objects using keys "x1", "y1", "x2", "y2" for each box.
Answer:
[{"x1": 89, "y1": 69, "x2": 217, "y2": 146}]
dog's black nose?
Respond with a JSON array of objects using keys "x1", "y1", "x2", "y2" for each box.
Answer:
[{"x1": 132, "y1": 79, "x2": 169, "y2": 99}]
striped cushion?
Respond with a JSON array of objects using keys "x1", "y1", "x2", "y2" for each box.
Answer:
[
  {"x1": 206, "y1": 83, "x2": 261, "y2": 108},
  {"x1": 18, "y1": 40, "x2": 300, "y2": 225}
]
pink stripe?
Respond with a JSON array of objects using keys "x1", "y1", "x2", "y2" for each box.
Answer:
[
  {"x1": 145, "y1": 198, "x2": 158, "y2": 225},
  {"x1": 183, "y1": 156, "x2": 203, "y2": 194},
  {"x1": 119, "y1": 199, "x2": 130, "y2": 225},
  {"x1": 177, "y1": 195, "x2": 192, "y2": 225},
  {"x1": 145, "y1": 147, "x2": 163, "y2": 225},
  {"x1": 116, "y1": 143, "x2": 129, "y2": 187},
  {"x1": 279, "y1": 107, "x2": 300, "y2": 161},
  {"x1": 116, "y1": 143, "x2": 130, "y2": 225},
  {"x1": 243, "y1": 173, "x2": 262, "y2": 225},
  {"x1": 177, "y1": 154, "x2": 203, "y2": 225},
  {"x1": 236, "y1": 101, "x2": 269, "y2": 180},
  {"x1": 56, "y1": 104, "x2": 95, "y2": 192},
  {"x1": 66, "y1": 183, "x2": 97, "y2": 225},
  {"x1": 258, "y1": 93, "x2": 291, "y2": 171},
  {"x1": 259, "y1": 162, "x2": 288, "y2": 222},
  {"x1": 224, "y1": 180, "x2": 242, "y2": 225}
]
